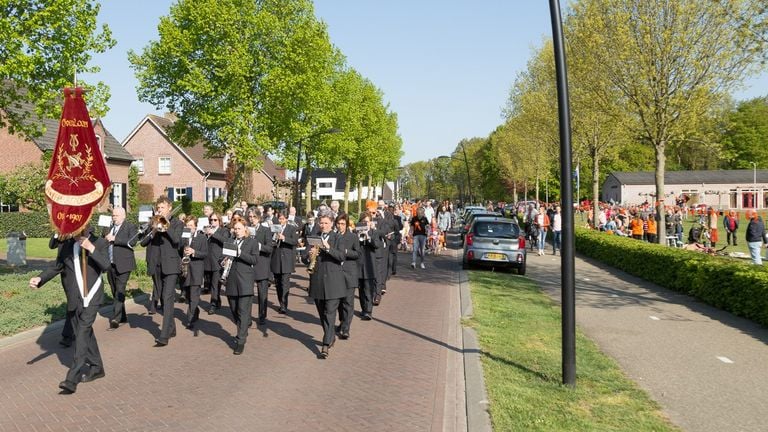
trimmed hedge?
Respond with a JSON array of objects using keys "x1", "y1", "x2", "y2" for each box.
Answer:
[
  {"x1": 575, "y1": 228, "x2": 768, "y2": 327},
  {"x1": 0, "y1": 212, "x2": 105, "y2": 238}
]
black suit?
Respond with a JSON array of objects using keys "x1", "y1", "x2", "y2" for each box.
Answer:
[
  {"x1": 180, "y1": 231, "x2": 208, "y2": 325},
  {"x1": 105, "y1": 222, "x2": 138, "y2": 324},
  {"x1": 140, "y1": 216, "x2": 183, "y2": 343},
  {"x1": 308, "y1": 231, "x2": 348, "y2": 347},
  {"x1": 252, "y1": 225, "x2": 273, "y2": 321},
  {"x1": 37, "y1": 236, "x2": 110, "y2": 384},
  {"x1": 372, "y1": 216, "x2": 391, "y2": 302},
  {"x1": 336, "y1": 230, "x2": 360, "y2": 335},
  {"x1": 204, "y1": 227, "x2": 230, "y2": 309},
  {"x1": 270, "y1": 223, "x2": 297, "y2": 310},
  {"x1": 389, "y1": 214, "x2": 403, "y2": 274},
  {"x1": 356, "y1": 231, "x2": 379, "y2": 317},
  {"x1": 225, "y1": 237, "x2": 258, "y2": 345},
  {"x1": 48, "y1": 234, "x2": 74, "y2": 341}
]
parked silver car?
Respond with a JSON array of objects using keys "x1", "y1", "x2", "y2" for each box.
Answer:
[{"x1": 462, "y1": 216, "x2": 526, "y2": 274}]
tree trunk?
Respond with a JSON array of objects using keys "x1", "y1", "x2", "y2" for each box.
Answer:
[
  {"x1": 513, "y1": 181, "x2": 518, "y2": 203},
  {"x1": 304, "y1": 162, "x2": 313, "y2": 216},
  {"x1": 343, "y1": 171, "x2": 351, "y2": 214},
  {"x1": 367, "y1": 175, "x2": 373, "y2": 200},
  {"x1": 357, "y1": 181, "x2": 363, "y2": 211},
  {"x1": 655, "y1": 142, "x2": 666, "y2": 244},
  {"x1": 592, "y1": 146, "x2": 600, "y2": 226},
  {"x1": 535, "y1": 175, "x2": 540, "y2": 203}
]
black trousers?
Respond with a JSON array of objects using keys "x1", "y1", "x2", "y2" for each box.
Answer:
[
  {"x1": 315, "y1": 297, "x2": 341, "y2": 347},
  {"x1": 183, "y1": 284, "x2": 201, "y2": 324},
  {"x1": 228, "y1": 295, "x2": 253, "y2": 344},
  {"x1": 389, "y1": 248, "x2": 398, "y2": 274},
  {"x1": 107, "y1": 265, "x2": 130, "y2": 323},
  {"x1": 205, "y1": 269, "x2": 222, "y2": 307},
  {"x1": 255, "y1": 279, "x2": 269, "y2": 319},
  {"x1": 358, "y1": 278, "x2": 375, "y2": 315},
  {"x1": 727, "y1": 230, "x2": 738, "y2": 245},
  {"x1": 61, "y1": 309, "x2": 74, "y2": 339},
  {"x1": 374, "y1": 257, "x2": 388, "y2": 297},
  {"x1": 151, "y1": 272, "x2": 162, "y2": 307},
  {"x1": 157, "y1": 267, "x2": 178, "y2": 341},
  {"x1": 274, "y1": 273, "x2": 291, "y2": 308},
  {"x1": 338, "y1": 287, "x2": 355, "y2": 333},
  {"x1": 66, "y1": 303, "x2": 102, "y2": 383}
]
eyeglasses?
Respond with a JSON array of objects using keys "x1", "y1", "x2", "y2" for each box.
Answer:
[{"x1": 209, "y1": 218, "x2": 219, "y2": 222}]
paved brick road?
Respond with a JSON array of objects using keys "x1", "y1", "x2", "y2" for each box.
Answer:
[{"x1": 0, "y1": 251, "x2": 466, "y2": 432}]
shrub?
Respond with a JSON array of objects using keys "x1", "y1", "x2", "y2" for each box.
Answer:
[
  {"x1": 576, "y1": 228, "x2": 768, "y2": 327},
  {"x1": 0, "y1": 212, "x2": 104, "y2": 238}
]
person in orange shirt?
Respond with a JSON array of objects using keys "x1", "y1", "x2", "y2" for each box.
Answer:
[
  {"x1": 646, "y1": 216, "x2": 657, "y2": 243},
  {"x1": 707, "y1": 208, "x2": 719, "y2": 248},
  {"x1": 630, "y1": 215, "x2": 644, "y2": 240}
]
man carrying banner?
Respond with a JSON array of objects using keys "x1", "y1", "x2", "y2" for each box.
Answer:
[{"x1": 33, "y1": 87, "x2": 113, "y2": 393}]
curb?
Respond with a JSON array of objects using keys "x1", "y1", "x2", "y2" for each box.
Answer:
[
  {"x1": 0, "y1": 293, "x2": 149, "y2": 350},
  {"x1": 458, "y1": 262, "x2": 492, "y2": 432}
]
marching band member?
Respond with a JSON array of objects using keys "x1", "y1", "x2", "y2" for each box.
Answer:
[
  {"x1": 308, "y1": 212, "x2": 348, "y2": 359},
  {"x1": 369, "y1": 201, "x2": 390, "y2": 305},
  {"x1": 180, "y1": 216, "x2": 208, "y2": 331},
  {"x1": 141, "y1": 196, "x2": 184, "y2": 347},
  {"x1": 104, "y1": 206, "x2": 138, "y2": 329},
  {"x1": 224, "y1": 216, "x2": 260, "y2": 355},
  {"x1": 270, "y1": 210, "x2": 298, "y2": 314},
  {"x1": 356, "y1": 213, "x2": 378, "y2": 321},
  {"x1": 29, "y1": 226, "x2": 110, "y2": 394},
  {"x1": 204, "y1": 212, "x2": 229, "y2": 315},
  {"x1": 249, "y1": 210, "x2": 274, "y2": 325},
  {"x1": 335, "y1": 213, "x2": 359, "y2": 339}
]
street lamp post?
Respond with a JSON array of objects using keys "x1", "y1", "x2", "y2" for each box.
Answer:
[
  {"x1": 751, "y1": 162, "x2": 757, "y2": 208},
  {"x1": 293, "y1": 128, "x2": 341, "y2": 212}
]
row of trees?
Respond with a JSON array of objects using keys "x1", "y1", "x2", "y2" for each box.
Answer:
[
  {"x1": 1, "y1": 0, "x2": 402, "y2": 214},
  {"x1": 403, "y1": 0, "x2": 768, "y2": 240}
]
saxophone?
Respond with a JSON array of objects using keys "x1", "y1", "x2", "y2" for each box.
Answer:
[
  {"x1": 307, "y1": 245, "x2": 320, "y2": 274},
  {"x1": 180, "y1": 254, "x2": 191, "y2": 279}
]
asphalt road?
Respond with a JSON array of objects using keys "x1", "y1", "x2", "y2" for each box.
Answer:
[{"x1": 524, "y1": 251, "x2": 768, "y2": 432}]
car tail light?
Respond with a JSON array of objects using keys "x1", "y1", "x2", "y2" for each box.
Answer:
[
  {"x1": 466, "y1": 233, "x2": 473, "y2": 246},
  {"x1": 464, "y1": 223, "x2": 470, "y2": 232},
  {"x1": 518, "y1": 236, "x2": 525, "y2": 248},
  {"x1": 517, "y1": 253, "x2": 524, "y2": 263},
  {"x1": 467, "y1": 250, "x2": 475, "y2": 260}
]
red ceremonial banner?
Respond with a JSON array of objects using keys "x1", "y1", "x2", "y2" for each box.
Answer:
[{"x1": 45, "y1": 87, "x2": 111, "y2": 237}]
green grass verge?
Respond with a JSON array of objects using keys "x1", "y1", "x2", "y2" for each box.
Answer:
[
  {"x1": 0, "y1": 268, "x2": 153, "y2": 337},
  {"x1": 467, "y1": 271, "x2": 680, "y2": 431}
]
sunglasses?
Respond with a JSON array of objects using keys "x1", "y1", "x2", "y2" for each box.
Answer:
[{"x1": 209, "y1": 218, "x2": 219, "y2": 221}]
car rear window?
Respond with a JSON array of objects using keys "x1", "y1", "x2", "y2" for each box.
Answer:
[{"x1": 474, "y1": 221, "x2": 520, "y2": 238}]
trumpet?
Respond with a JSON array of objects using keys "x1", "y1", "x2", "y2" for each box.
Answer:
[
  {"x1": 180, "y1": 254, "x2": 191, "y2": 279},
  {"x1": 355, "y1": 225, "x2": 371, "y2": 242}
]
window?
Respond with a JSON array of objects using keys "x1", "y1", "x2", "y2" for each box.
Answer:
[
  {"x1": 132, "y1": 158, "x2": 145, "y2": 175},
  {"x1": 318, "y1": 182, "x2": 333, "y2": 188},
  {"x1": 158, "y1": 156, "x2": 171, "y2": 174},
  {"x1": 206, "y1": 187, "x2": 225, "y2": 202},
  {"x1": 173, "y1": 187, "x2": 187, "y2": 202},
  {"x1": 319, "y1": 195, "x2": 332, "y2": 201}
]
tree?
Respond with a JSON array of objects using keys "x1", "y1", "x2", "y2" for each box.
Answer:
[
  {"x1": 127, "y1": 164, "x2": 139, "y2": 215},
  {"x1": 574, "y1": 0, "x2": 767, "y2": 241},
  {"x1": 721, "y1": 96, "x2": 768, "y2": 169},
  {"x1": 0, "y1": 0, "x2": 114, "y2": 138}
]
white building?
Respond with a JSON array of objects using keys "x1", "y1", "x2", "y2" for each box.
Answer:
[
  {"x1": 602, "y1": 170, "x2": 767, "y2": 209},
  {"x1": 301, "y1": 168, "x2": 394, "y2": 202}
]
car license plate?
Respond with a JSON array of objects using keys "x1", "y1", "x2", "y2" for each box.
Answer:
[{"x1": 484, "y1": 253, "x2": 507, "y2": 261}]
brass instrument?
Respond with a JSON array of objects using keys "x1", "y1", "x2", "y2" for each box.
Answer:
[
  {"x1": 181, "y1": 254, "x2": 191, "y2": 279},
  {"x1": 151, "y1": 215, "x2": 170, "y2": 232},
  {"x1": 355, "y1": 225, "x2": 370, "y2": 242},
  {"x1": 219, "y1": 256, "x2": 233, "y2": 285},
  {"x1": 307, "y1": 245, "x2": 320, "y2": 274}
]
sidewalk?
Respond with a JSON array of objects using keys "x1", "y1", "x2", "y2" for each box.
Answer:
[
  {"x1": 0, "y1": 251, "x2": 468, "y2": 432},
  {"x1": 526, "y1": 251, "x2": 768, "y2": 432}
]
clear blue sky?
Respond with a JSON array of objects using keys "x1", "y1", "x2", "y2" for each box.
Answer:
[{"x1": 84, "y1": 0, "x2": 768, "y2": 165}]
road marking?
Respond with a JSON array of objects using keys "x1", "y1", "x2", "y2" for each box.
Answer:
[
  {"x1": 716, "y1": 356, "x2": 734, "y2": 364},
  {"x1": 611, "y1": 294, "x2": 618, "y2": 298},
  {"x1": 649, "y1": 316, "x2": 661, "y2": 321},
  {"x1": 583, "y1": 278, "x2": 591, "y2": 281}
]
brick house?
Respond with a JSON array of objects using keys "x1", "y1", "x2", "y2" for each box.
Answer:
[
  {"x1": 122, "y1": 114, "x2": 286, "y2": 204},
  {"x1": 0, "y1": 106, "x2": 135, "y2": 210}
]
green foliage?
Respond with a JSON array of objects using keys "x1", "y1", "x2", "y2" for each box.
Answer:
[
  {"x1": 0, "y1": 160, "x2": 47, "y2": 211},
  {"x1": 468, "y1": 271, "x2": 679, "y2": 431},
  {"x1": 575, "y1": 228, "x2": 768, "y2": 327},
  {"x1": 0, "y1": 211, "x2": 104, "y2": 238},
  {"x1": 0, "y1": 0, "x2": 115, "y2": 138},
  {"x1": 127, "y1": 164, "x2": 139, "y2": 215},
  {"x1": 721, "y1": 96, "x2": 768, "y2": 169}
]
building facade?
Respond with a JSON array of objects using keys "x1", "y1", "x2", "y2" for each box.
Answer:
[{"x1": 602, "y1": 170, "x2": 768, "y2": 209}]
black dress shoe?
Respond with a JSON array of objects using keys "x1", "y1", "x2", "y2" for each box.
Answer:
[
  {"x1": 233, "y1": 343, "x2": 245, "y2": 355},
  {"x1": 361, "y1": 314, "x2": 372, "y2": 321},
  {"x1": 109, "y1": 320, "x2": 119, "y2": 329},
  {"x1": 58, "y1": 380, "x2": 77, "y2": 394},
  {"x1": 208, "y1": 307, "x2": 217, "y2": 315},
  {"x1": 319, "y1": 345, "x2": 329, "y2": 359},
  {"x1": 278, "y1": 306, "x2": 287, "y2": 314},
  {"x1": 80, "y1": 368, "x2": 105, "y2": 383},
  {"x1": 154, "y1": 338, "x2": 168, "y2": 347},
  {"x1": 339, "y1": 332, "x2": 349, "y2": 340},
  {"x1": 59, "y1": 336, "x2": 74, "y2": 347},
  {"x1": 148, "y1": 302, "x2": 157, "y2": 315},
  {"x1": 258, "y1": 318, "x2": 266, "y2": 325}
]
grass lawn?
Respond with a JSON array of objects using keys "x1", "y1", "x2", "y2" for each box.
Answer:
[
  {"x1": 0, "y1": 269, "x2": 153, "y2": 337},
  {"x1": 466, "y1": 271, "x2": 680, "y2": 431}
]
